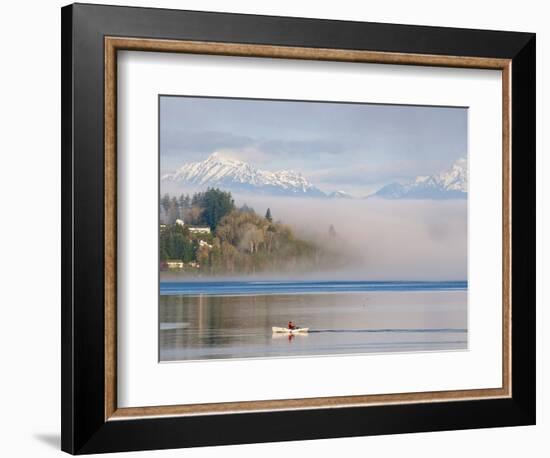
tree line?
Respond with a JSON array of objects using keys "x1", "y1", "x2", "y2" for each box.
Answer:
[
  {"x1": 160, "y1": 188, "x2": 335, "y2": 275},
  {"x1": 161, "y1": 188, "x2": 235, "y2": 231}
]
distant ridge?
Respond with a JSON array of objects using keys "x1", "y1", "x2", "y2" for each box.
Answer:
[
  {"x1": 163, "y1": 153, "x2": 467, "y2": 200},
  {"x1": 369, "y1": 158, "x2": 467, "y2": 200},
  {"x1": 327, "y1": 190, "x2": 354, "y2": 199},
  {"x1": 163, "y1": 152, "x2": 345, "y2": 198}
]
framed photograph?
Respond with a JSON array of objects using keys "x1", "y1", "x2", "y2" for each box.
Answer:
[{"x1": 61, "y1": 3, "x2": 536, "y2": 454}]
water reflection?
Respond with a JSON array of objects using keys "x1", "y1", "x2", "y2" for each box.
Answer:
[{"x1": 160, "y1": 290, "x2": 467, "y2": 361}]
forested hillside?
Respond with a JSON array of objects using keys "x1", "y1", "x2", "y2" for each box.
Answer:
[{"x1": 160, "y1": 188, "x2": 343, "y2": 275}]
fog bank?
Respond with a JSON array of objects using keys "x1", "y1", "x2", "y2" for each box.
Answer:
[{"x1": 233, "y1": 195, "x2": 467, "y2": 281}]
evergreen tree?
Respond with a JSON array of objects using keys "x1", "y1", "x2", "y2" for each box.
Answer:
[
  {"x1": 265, "y1": 208, "x2": 272, "y2": 222},
  {"x1": 161, "y1": 194, "x2": 171, "y2": 214},
  {"x1": 159, "y1": 224, "x2": 195, "y2": 262},
  {"x1": 168, "y1": 197, "x2": 179, "y2": 224},
  {"x1": 195, "y1": 188, "x2": 235, "y2": 231},
  {"x1": 178, "y1": 194, "x2": 186, "y2": 215},
  {"x1": 183, "y1": 194, "x2": 191, "y2": 209},
  {"x1": 191, "y1": 193, "x2": 201, "y2": 207},
  {"x1": 239, "y1": 203, "x2": 255, "y2": 214}
]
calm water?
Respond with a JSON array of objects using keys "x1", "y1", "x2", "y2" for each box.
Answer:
[{"x1": 159, "y1": 281, "x2": 467, "y2": 361}]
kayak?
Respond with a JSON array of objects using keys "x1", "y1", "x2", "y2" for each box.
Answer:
[{"x1": 272, "y1": 326, "x2": 309, "y2": 334}]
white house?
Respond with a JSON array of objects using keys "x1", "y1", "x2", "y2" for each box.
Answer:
[
  {"x1": 165, "y1": 260, "x2": 184, "y2": 269},
  {"x1": 199, "y1": 239, "x2": 213, "y2": 249},
  {"x1": 189, "y1": 226, "x2": 211, "y2": 234}
]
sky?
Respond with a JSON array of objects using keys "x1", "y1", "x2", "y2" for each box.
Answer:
[{"x1": 160, "y1": 95, "x2": 467, "y2": 196}]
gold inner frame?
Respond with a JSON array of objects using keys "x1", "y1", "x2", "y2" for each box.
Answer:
[{"x1": 104, "y1": 37, "x2": 512, "y2": 421}]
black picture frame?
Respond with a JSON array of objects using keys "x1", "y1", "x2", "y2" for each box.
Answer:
[{"x1": 61, "y1": 3, "x2": 535, "y2": 454}]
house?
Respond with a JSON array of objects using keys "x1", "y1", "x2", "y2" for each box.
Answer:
[
  {"x1": 199, "y1": 239, "x2": 213, "y2": 249},
  {"x1": 188, "y1": 226, "x2": 211, "y2": 234},
  {"x1": 164, "y1": 259, "x2": 184, "y2": 269}
]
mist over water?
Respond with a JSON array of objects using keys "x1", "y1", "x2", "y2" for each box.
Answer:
[
  {"x1": 231, "y1": 195, "x2": 467, "y2": 281},
  {"x1": 159, "y1": 194, "x2": 468, "y2": 361}
]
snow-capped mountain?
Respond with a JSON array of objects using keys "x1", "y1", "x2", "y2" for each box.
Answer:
[
  {"x1": 162, "y1": 152, "x2": 326, "y2": 197},
  {"x1": 327, "y1": 190, "x2": 354, "y2": 199},
  {"x1": 370, "y1": 158, "x2": 467, "y2": 199}
]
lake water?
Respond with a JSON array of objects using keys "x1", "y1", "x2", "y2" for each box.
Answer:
[{"x1": 159, "y1": 281, "x2": 467, "y2": 361}]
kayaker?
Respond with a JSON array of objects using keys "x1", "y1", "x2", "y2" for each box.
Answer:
[{"x1": 288, "y1": 321, "x2": 295, "y2": 330}]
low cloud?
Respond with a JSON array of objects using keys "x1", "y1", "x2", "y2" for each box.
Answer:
[{"x1": 230, "y1": 195, "x2": 467, "y2": 281}]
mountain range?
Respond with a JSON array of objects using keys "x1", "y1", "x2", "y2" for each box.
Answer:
[
  {"x1": 162, "y1": 153, "x2": 467, "y2": 200},
  {"x1": 369, "y1": 158, "x2": 467, "y2": 200},
  {"x1": 162, "y1": 152, "x2": 327, "y2": 197}
]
